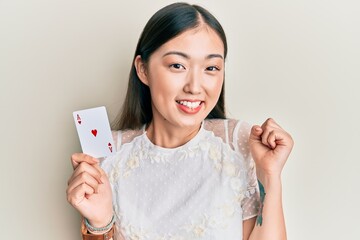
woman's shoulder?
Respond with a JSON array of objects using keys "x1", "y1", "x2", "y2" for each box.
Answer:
[
  {"x1": 111, "y1": 127, "x2": 144, "y2": 149},
  {"x1": 204, "y1": 118, "x2": 252, "y2": 148},
  {"x1": 204, "y1": 118, "x2": 252, "y2": 134},
  {"x1": 204, "y1": 119, "x2": 252, "y2": 159}
]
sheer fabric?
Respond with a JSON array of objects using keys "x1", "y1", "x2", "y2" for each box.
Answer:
[{"x1": 101, "y1": 119, "x2": 260, "y2": 240}]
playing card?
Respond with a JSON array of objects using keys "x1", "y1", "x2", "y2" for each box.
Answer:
[{"x1": 72, "y1": 106, "x2": 115, "y2": 158}]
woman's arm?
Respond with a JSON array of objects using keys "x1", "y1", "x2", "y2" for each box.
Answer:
[
  {"x1": 243, "y1": 177, "x2": 286, "y2": 240},
  {"x1": 243, "y1": 118, "x2": 293, "y2": 240}
]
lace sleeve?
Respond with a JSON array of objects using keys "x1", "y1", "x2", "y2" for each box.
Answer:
[
  {"x1": 110, "y1": 128, "x2": 144, "y2": 152},
  {"x1": 233, "y1": 120, "x2": 260, "y2": 220}
]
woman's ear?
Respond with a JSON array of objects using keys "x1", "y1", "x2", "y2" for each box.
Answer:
[{"x1": 134, "y1": 55, "x2": 149, "y2": 86}]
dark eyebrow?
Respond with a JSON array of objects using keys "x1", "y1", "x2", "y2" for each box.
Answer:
[
  {"x1": 162, "y1": 51, "x2": 189, "y2": 59},
  {"x1": 206, "y1": 54, "x2": 224, "y2": 60},
  {"x1": 162, "y1": 51, "x2": 224, "y2": 60}
]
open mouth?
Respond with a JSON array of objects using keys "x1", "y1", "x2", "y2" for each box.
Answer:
[
  {"x1": 176, "y1": 100, "x2": 203, "y2": 111},
  {"x1": 176, "y1": 100, "x2": 203, "y2": 110}
]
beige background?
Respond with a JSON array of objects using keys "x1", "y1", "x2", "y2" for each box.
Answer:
[{"x1": 1, "y1": 0, "x2": 359, "y2": 239}]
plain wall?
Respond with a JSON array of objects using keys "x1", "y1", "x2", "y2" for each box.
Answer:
[{"x1": 1, "y1": 0, "x2": 359, "y2": 239}]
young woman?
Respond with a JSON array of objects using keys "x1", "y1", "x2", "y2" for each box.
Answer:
[{"x1": 67, "y1": 3, "x2": 293, "y2": 240}]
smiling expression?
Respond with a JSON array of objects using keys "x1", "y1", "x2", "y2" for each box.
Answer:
[{"x1": 136, "y1": 25, "x2": 225, "y2": 130}]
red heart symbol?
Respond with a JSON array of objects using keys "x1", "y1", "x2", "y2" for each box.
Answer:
[
  {"x1": 76, "y1": 114, "x2": 82, "y2": 124},
  {"x1": 91, "y1": 129, "x2": 97, "y2": 137},
  {"x1": 108, "y1": 142, "x2": 113, "y2": 152}
]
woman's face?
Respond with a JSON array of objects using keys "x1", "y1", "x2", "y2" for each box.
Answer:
[{"x1": 137, "y1": 25, "x2": 225, "y2": 129}]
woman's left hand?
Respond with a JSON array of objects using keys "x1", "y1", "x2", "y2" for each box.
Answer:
[{"x1": 249, "y1": 118, "x2": 294, "y2": 186}]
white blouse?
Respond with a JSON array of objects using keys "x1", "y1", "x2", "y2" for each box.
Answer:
[{"x1": 100, "y1": 119, "x2": 260, "y2": 240}]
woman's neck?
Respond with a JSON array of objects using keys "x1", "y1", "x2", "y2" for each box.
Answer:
[{"x1": 145, "y1": 120, "x2": 202, "y2": 148}]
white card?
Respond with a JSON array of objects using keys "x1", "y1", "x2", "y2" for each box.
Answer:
[{"x1": 72, "y1": 106, "x2": 115, "y2": 158}]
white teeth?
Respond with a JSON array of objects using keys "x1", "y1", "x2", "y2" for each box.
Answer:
[{"x1": 178, "y1": 101, "x2": 201, "y2": 109}]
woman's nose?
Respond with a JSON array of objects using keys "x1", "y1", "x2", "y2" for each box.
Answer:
[{"x1": 183, "y1": 69, "x2": 202, "y2": 95}]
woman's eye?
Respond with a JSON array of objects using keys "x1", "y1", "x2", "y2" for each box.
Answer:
[
  {"x1": 206, "y1": 66, "x2": 220, "y2": 71},
  {"x1": 170, "y1": 63, "x2": 185, "y2": 70}
]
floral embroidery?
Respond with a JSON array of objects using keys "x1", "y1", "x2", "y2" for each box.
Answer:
[
  {"x1": 182, "y1": 209, "x2": 235, "y2": 239},
  {"x1": 244, "y1": 187, "x2": 256, "y2": 198},
  {"x1": 120, "y1": 223, "x2": 150, "y2": 240},
  {"x1": 105, "y1": 120, "x2": 260, "y2": 240},
  {"x1": 193, "y1": 225, "x2": 205, "y2": 237},
  {"x1": 127, "y1": 156, "x2": 140, "y2": 169},
  {"x1": 123, "y1": 153, "x2": 140, "y2": 177},
  {"x1": 183, "y1": 214, "x2": 212, "y2": 238},
  {"x1": 155, "y1": 235, "x2": 186, "y2": 240},
  {"x1": 209, "y1": 146, "x2": 221, "y2": 162},
  {"x1": 109, "y1": 165, "x2": 120, "y2": 184},
  {"x1": 148, "y1": 152, "x2": 165, "y2": 164},
  {"x1": 222, "y1": 160, "x2": 237, "y2": 177},
  {"x1": 220, "y1": 203, "x2": 235, "y2": 217}
]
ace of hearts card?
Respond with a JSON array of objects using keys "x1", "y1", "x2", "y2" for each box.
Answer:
[{"x1": 72, "y1": 106, "x2": 115, "y2": 158}]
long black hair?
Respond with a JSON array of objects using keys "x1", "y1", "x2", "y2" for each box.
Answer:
[{"x1": 114, "y1": 2, "x2": 227, "y2": 130}]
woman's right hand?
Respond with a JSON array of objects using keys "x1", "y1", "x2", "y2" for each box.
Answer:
[{"x1": 66, "y1": 153, "x2": 113, "y2": 227}]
